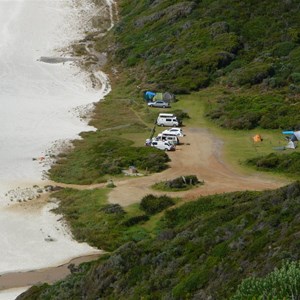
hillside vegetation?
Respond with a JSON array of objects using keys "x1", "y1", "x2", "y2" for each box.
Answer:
[
  {"x1": 19, "y1": 182, "x2": 300, "y2": 299},
  {"x1": 113, "y1": 0, "x2": 300, "y2": 130},
  {"x1": 108, "y1": 0, "x2": 300, "y2": 176}
]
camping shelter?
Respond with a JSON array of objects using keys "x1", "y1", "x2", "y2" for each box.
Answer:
[
  {"x1": 163, "y1": 92, "x2": 176, "y2": 102},
  {"x1": 291, "y1": 131, "x2": 300, "y2": 142},
  {"x1": 252, "y1": 134, "x2": 263, "y2": 142},
  {"x1": 144, "y1": 91, "x2": 156, "y2": 101},
  {"x1": 153, "y1": 93, "x2": 163, "y2": 101}
]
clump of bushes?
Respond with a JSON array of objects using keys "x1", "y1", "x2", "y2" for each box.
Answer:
[
  {"x1": 50, "y1": 136, "x2": 170, "y2": 184},
  {"x1": 290, "y1": 72, "x2": 300, "y2": 84},
  {"x1": 98, "y1": 140, "x2": 170, "y2": 175},
  {"x1": 206, "y1": 93, "x2": 300, "y2": 130},
  {"x1": 123, "y1": 215, "x2": 150, "y2": 227},
  {"x1": 140, "y1": 194, "x2": 175, "y2": 215},
  {"x1": 170, "y1": 109, "x2": 190, "y2": 125},
  {"x1": 228, "y1": 62, "x2": 274, "y2": 86},
  {"x1": 272, "y1": 41, "x2": 297, "y2": 57},
  {"x1": 167, "y1": 175, "x2": 200, "y2": 188},
  {"x1": 100, "y1": 204, "x2": 125, "y2": 215},
  {"x1": 246, "y1": 152, "x2": 300, "y2": 176},
  {"x1": 232, "y1": 260, "x2": 300, "y2": 299},
  {"x1": 153, "y1": 175, "x2": 203, "y2": 191}
]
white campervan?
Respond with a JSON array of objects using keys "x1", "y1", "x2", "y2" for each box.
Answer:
[
  {"x1": 156, "y1": 113, "x2": 179, "y2": 127},
  {"x1": 156, "y1": 133, "x2": 180, "y2": 145},
  {"x1": 150, "y1": 140, "x2": 175, "y2": 151}
]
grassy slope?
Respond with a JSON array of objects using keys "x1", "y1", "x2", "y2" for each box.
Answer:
[
  {"x1": 51, "y1": 188, "x2": 151, "y2": 251},
  {"x1": 48, "y1": 96, "x2": 171, "y2": 184},
  {"x1": 115, "y1": 0, "x2": 300, "y2": 94},
  {"x1": 20, "y1": 182, "x2": 300, "y2": 299}
]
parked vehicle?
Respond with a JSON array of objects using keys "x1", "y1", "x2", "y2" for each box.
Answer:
[
  {"x1": 157, "y1": 113, "x2": 179, "y2": 127},
  {"x1": 158, "y1": 113, "x2": 175, "y2": 118},
  {"x1": 162, "y1": 127, "x2": 184, "y2": 137},
  {"x1": 148, "y1": 100, "x2": 170, "y2": 108},
  {"x1": 150, "y1": 140, "x2": 175, "y2": 151},
  {"x1": 156, "y1": 133, "x2": 180, "y2": 145}
]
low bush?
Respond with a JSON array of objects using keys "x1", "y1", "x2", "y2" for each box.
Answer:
[
  {"x1": 170, "y1": 109, "x2": 190, "y2": 120},
  {"x1": 153, "y1": 175, "x2": 203, "y2": 191},
  {"x1": 229, "y1": 62, "x2": 274, "y2": 86},
  {"x1": 206, "y1": 93, "x2": 300, "y2": 130},
  {"x1": 246, "y1": 152, "x2": 300, "y2": 176},
  {"x1": 272, "y1": 42, "x2": 297, "y2": 57},
  {"x1": 232, "y1": 260, "x2": 300, "y2": 299},
  {"x1": 167, "y1": 175, "x2": 199, "y2": 188},
  {"x1": 290, "y1": 72, "x2": 300, "y2": 84},
  {"x1": 100, "y1": 204, "x2": 125, "y2": 215},
  {"x1": 140, "y1": 194, "x2": 175, "y2": 215},
  {"x1": 123, "y1": 215, "x2": 150, "y2": 227}
]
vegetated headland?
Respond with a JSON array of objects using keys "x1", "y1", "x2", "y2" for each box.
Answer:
[{"x1": 18, "y1": 0, "x2": 300, "y2": 299}]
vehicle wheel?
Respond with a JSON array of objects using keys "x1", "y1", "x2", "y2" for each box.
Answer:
[
  {"x1": 160, "y1": 124, "x2": 164, "y2": 126},
  {"x1": 163, "y1": 106, "x2": 166, "y2": 108},
  {"x1": 165, "y1": 148, "x2": 168, "y2": 151}
]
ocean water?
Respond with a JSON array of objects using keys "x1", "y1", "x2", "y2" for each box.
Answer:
[{"x1": 0, "y1": 0, "x2": 105, "y2": 285}]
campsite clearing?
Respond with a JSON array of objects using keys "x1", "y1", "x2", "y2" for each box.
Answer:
[{"x1": 107, "y1": 127, "x2": 289, "y2": 206}]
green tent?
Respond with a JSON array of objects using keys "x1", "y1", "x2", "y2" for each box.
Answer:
[{"x1": 153, "y1": 93, "x2": 163, "y2": 101}]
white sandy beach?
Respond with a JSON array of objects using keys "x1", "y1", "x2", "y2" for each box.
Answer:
[
  {"x1": 0, "y1": 287, "x2": 30, "y2": 300},
  {"x1": 0, "y1": 0, "x2": 111, "y2": 297}
]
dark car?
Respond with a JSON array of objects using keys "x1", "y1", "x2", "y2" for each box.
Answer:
[{"x1": 147, "y1": 100, "x2": 170, "y2": 108}]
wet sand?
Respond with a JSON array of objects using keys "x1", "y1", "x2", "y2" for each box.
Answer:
[{"x1": 0, "y1": 254, "x2": 101, "y2": 290}]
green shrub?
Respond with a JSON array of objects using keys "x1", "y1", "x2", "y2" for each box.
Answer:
[
  {"x1": 290, "y1": 72, "x2": 300, "y2": 84},
  {"x1": 289, "y1": 47, "x2": 300, "y2": 70},
  {"x1": 170, "y1": 109, "x2": 190, "y2": 121},
  {"x1": 249, "y1": 153, "x2": 281, "y2": 169},
  {"x1": 272, "y1": 42, "x2": 296, "y2": 57},
  {"x1": 206, "y1": 92, "x2": 300, "y2": 130},
  {"x1": 232, "y1": 261, "x2": 300, "y2": 300},
  {"x1": 123, "y1": 215, "x2": 150, "y2": 227},
  {"x1": 168, "y1": 175, "x2": 199, "y2": 188},
  {"x1": 100, "y1": 204, "x2": 125, "y2": 215},
  {"x1": 140, "y1": 194, "x2": 175, "y2": 215},
  {"x1": 247, "y1": 152, "x2": 300, "y2": 176},
  {"x1": 224, "y1": 60, "x2": 244, "y2": 74},
  {"x1": 153, "y1": 175, "x2": 203, "y2": 191},
  {"x1": 230, "y1": 62, "x2": 274, "y2": 86}
]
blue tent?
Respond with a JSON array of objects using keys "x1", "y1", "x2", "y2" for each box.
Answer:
[{"x1": 144, "y1": 91, "x2": 156, "y2": 101}]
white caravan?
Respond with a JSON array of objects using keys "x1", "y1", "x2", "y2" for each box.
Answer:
[
  {"x1": 150, "y1": 140, "x2": 175, "y2": 151},
  {"x1": 156, "y1": 113, "x2": 179, "y2": 127}
]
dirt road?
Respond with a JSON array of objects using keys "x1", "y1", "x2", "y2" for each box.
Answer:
[{"x1": 108, "y1": 127, "x2": 289, "y2": 206}]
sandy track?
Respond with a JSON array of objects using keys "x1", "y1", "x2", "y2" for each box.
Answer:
[{"x1": 107, "y1": 127, "x2": 289, "y2": 206}]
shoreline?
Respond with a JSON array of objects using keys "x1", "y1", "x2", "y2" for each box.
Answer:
[
  {"x1": 0, "y1": 0, "x2": 117, "y2": 296},
  {"x1": 0, "y1": 253, "x2": 102, "y2": 291}
]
